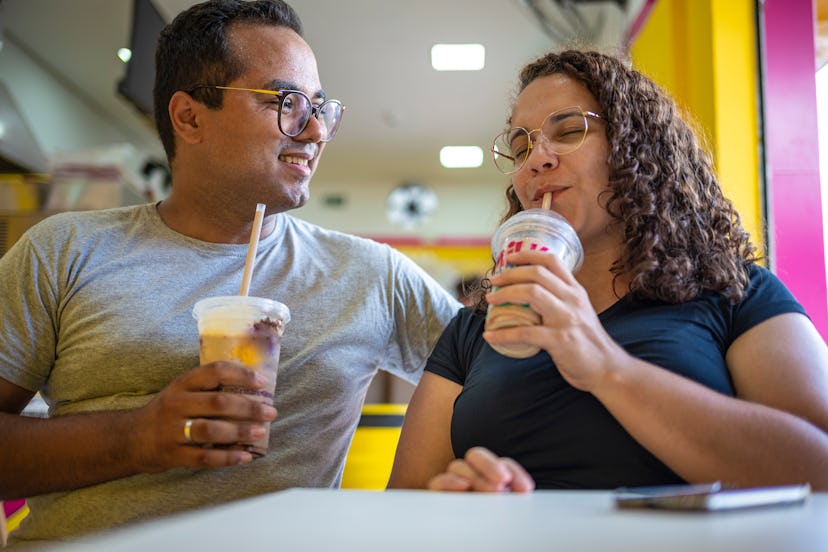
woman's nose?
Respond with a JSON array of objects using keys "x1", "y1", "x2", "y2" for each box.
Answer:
[{"x1": 526, "y1": 139, "x2": 560, "y2": 173}]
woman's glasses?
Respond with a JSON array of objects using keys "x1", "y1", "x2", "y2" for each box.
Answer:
[
  {"x1": 188, "y1": 85, "x2": 345, "y2": 142},
  {"x1": 491, "y1": 106, "x2": 602, "y2": 174}
]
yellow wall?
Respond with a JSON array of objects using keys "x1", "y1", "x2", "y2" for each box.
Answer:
[
  {"x1": 631, "y1": 0, "x2": 763, "y2": 253},
  {"x1": 393, "y1": 244, "x2": 492, "y2": 280}
]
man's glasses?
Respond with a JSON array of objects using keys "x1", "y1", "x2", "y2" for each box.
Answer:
[
  {"x1": 491, "y1": 106, "x2": 602, "y2": 174},
  {"x1": 188, "y1": 85, "x2": 345, "y2": 142}
]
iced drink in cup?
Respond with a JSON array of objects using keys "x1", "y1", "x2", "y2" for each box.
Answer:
[
  {"x1": 485, "y1": 208, "x2": 583, "y2": 358},
  {"x1": 192, "y1": 295, "x2": 290, "y2": 457}
]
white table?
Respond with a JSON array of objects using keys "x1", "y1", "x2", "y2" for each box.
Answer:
[{"x1": 48, "y1": 488, "x2": 828, "y2": 552}]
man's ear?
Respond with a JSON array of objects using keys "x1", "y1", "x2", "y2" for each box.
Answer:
[{"x1": 169, "y1": 91, "x2": 204, "y2": 145}]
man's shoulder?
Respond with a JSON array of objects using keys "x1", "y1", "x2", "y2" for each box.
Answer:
[
  {"x1": 32, "y1": 204, "x2": 151, "y2": 232},
  {"x1": 282, "y1": 215, "x2": 395, "y2": 253}
]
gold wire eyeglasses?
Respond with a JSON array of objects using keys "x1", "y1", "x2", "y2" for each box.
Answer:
[{"x1": 491, "y1": 106, "x2": 602, "y2": 174}]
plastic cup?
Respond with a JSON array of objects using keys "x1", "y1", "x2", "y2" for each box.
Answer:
[
  {"x1": 192, "y1": 295, "x2": 290, "y2": 457},
  {"x1": 485, "y1": 209, "x2": 583, "y2": 358}
]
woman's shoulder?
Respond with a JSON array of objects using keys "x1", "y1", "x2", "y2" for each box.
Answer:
[
  {"x1": 431, "y1": 306, "x2": 487, "y2": 350},
  {"x1": 741, "y1": 263, "x2": 801, "y2": 305},
  {"x1": 425, "y1": 306, "x2": 487, "y2": 382},
  {"x1": 455, "y1": 305, "x2": 487, "y2": 331},
  {"x1": 730, "y1": 263, "x2": 806, "y2": 338},
  {"x1": 614, "y1": 263, "x2": 805, "y2": 344}
]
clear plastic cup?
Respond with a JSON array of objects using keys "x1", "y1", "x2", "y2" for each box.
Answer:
[
  {"x1": 192, "y1": 296, "x2": 290, "y2": 457},
  {"x1": 485, "y1": 209, "x2": 583, "y2": 358}
]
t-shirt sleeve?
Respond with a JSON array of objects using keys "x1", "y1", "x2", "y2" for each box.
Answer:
[
  {"x1": 385, "y1": 247, "x2": 461, "y2": 383},
  {"x1": 0, "y1": 228, "x2": 59, "y2": 391},
  {"x1": 730, "y1": 264, "x2": 808, "y2": 342},
  {"x1": 424, "y1": 307, "x2": 485, "y2": 385}
]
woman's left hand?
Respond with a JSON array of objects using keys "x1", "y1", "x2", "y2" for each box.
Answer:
[{"x1": 426, "y1": 446, "x2": 535, "y2": 493}]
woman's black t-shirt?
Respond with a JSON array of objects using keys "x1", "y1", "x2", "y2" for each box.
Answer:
[{"x1": 425, "y1": 264, "x2": 806, "y2": 489}]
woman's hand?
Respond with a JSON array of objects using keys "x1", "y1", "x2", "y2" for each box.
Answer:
[
  {"x1": 483, "y1": 250, "x2": 629, "y2": 393},
  {"x1": 426, "y1": 446, "x2": 535, "y2": 493}
]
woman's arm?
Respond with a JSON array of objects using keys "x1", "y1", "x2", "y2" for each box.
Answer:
[
  {"x1": 388, "y1": 372, "x2": 534, "y2": 492},
  {"x1": 593, "y1": 312, "x2": 828, "y2": 489},
  {"x1": 387, "y1": 372, "x2": 460, "y2": 489}
]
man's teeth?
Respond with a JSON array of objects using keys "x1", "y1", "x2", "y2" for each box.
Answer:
[{"x1": 280, "y1": 155, "x2": 309, "y2": 166}]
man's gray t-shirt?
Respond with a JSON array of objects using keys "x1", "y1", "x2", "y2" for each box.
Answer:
[{"x1": 0, "y1": 203, "x2": 460, "y2": 545}]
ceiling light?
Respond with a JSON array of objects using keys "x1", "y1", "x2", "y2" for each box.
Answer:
[
  {"x1": 117, "y1": 48, "x2": 132, "y2": 63},
  {"x1": 431, "y1": 44, "x2": 485, "y2": 71},
  {"x1": 440, "y1": 146, "x2": 483, "y2": 168}
]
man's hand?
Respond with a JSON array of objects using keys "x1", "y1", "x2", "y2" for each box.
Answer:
[{"x1": 130, "y1": 361, "x2": 278, "y2": 472}]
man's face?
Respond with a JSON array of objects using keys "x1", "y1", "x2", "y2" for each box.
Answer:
[{"x1": 196, "y1": 24, "x2": 330, "y2": 213}]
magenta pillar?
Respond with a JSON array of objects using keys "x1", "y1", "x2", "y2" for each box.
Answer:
[{"x1": 761, "y1": 0, "x2": 827, "y2": 340}]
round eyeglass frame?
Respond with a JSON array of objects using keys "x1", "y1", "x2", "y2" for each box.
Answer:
[
  {"x1": 491, "y1": 106, "x2": 602, "y2": 175},
  {"x1": 186, "y1": 85, "x2": 345, "y2": 142}
]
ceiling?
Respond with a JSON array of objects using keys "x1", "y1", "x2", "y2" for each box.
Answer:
[
  {"x1": 0, "y1": 0, "x2": 648, "y2": 186},
  {"x1": 3, "y1": 0, "x2": 824, "y2": 189}
]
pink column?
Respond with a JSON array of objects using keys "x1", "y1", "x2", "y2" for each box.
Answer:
[{"x1": 762, "y1": 0, "x2": 828, "y2": 340}]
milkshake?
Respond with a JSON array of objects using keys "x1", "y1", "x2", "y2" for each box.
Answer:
[
  {"x1": 192, "y1": 295, "x2": 290, "y2": 457},
  {"x1": 485, "y1": 209, "x2": 583, "y2": 358}
]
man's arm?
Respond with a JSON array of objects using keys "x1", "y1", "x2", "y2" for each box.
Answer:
[{"x1": 0, "y1": 363, "x2": 277, "y2": 500}]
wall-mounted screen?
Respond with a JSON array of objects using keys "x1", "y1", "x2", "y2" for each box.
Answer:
[{"x1": 117, "y1": 0, "x2": 166, "y2": 118}]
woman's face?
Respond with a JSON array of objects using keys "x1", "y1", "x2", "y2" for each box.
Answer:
[{"x1": 509, "y1": 73, "x2": 619, "y2": 254}]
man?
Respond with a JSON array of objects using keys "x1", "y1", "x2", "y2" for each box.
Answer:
[{"x1": 0, "y1": 0, "x2": 460, "y2": 546}]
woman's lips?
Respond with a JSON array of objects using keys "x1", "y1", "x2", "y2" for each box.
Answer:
[{"x1": 534, "y1": 187, "x2": 568, "y2": 207}]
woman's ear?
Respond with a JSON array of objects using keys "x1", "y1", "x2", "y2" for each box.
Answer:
[{"x1": 168, "y1": 91, "x2": 204, "y2": 145}]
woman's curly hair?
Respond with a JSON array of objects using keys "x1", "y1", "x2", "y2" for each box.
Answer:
[{"x1": 477, "y1": 50, "x2": 757, "y2": 311}]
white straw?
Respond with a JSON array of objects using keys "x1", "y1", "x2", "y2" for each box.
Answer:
[
  {"x1": 239, "y1": 203, "x2": 266, "y2": 296},
  {"x1": 541, "y1": 191, "x2": 552, "y2": 210}
]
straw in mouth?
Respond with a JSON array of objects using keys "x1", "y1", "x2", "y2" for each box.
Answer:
[
  {"x1": 541, "y1": 191, "x2": 552, "y2": 210},
  {"x1": 239, "y1": 203, "x2": 266, "y2": 296}
]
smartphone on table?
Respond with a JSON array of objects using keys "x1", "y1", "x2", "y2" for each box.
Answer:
[{"x1": 614, "y1": 481, "x2": 811, "y2": 511}]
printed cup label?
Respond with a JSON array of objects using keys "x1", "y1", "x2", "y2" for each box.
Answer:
[{"x1": 494, "y1": 238, "x2": 550, "y2": 273}]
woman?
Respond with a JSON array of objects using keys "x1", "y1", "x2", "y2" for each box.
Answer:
[{"x1": 388, "y1": 50, "x2": 828, "y2": 492}]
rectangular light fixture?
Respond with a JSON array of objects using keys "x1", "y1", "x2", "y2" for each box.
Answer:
[
  {"x1": 431, "y1": 44, "x2": 485, "y2": 71},
  {"x1": 440, "y1": 146, "x2": 484, "y2": 168}
]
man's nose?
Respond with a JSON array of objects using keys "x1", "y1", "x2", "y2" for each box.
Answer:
[{"x1": 297, "y1": 112, "x2": 326, "y2": 143}]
